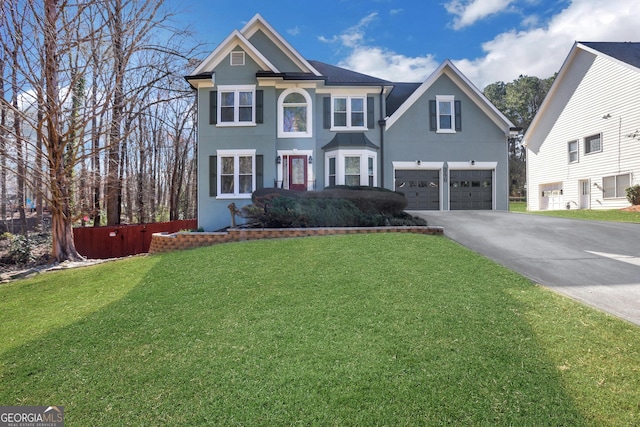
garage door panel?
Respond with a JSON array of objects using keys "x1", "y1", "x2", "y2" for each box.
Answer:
[
  {"x1": 450, "y1": 170, "x2": 492, "y2": 210},
  {"x1": 395, "y1": 170, "x2": 440, "y2": 210}
]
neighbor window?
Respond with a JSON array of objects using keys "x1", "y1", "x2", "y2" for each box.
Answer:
[
  {"x1": 568, "y1": 140, "x2": 578, "y2": 163},
  {"x1": 603, "y1": 173, "x2": 630, "y2": 199},
  {"x1": 584, "y1": 133, "x2": 602, "y2": 154},
  {"x1": 217, "y1": 150, "x2": 255, "y2": 198},
  {"x1": 332, "y1": 96, "x2": 366, "y2": 129},
  {"x1": 218, "y1": 85, "x2": 255, "y2": 126},
  {"x1": 325, "y1": 150, "x2": 377, "y2": 186},
  {"x1": 278, "y1": 89, "x2": 312, "y2": 137}
]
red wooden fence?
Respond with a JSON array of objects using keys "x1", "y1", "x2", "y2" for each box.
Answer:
[{"x1": 73, "y1": 219, "x2": 197, "y2": 259}]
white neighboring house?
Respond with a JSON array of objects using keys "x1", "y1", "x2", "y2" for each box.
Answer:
[{"x1": 524, "y1": 42, "x2": 640, "y2": 211}]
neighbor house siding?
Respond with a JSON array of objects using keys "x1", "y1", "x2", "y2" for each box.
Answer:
[{"x1": 527, "y1": 52, "x2": 640, "y2": 211}]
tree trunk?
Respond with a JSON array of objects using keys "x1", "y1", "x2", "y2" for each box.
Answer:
[
  {"x1": 106, "y1": 0, "x2": 124, "y2": 226},
  {"x1": 44, "y1": 0, "x2": 82, "y2": 262}
]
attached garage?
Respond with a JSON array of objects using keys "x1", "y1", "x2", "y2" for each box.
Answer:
[
  {"x1": 395, "y1": 169, "x2": 440, "y2": 210},
  {"x1": 449, "y1": 169, "x2": 493, "y2": 210}
]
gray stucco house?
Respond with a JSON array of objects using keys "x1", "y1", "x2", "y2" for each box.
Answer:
[{"x1": 186, "y1": 14, "x2": 515, "y2": 231}]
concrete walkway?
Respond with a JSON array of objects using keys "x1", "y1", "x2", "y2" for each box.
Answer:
[{"x1": 412, "y1": 210, "x2": 640, "y2": 326}]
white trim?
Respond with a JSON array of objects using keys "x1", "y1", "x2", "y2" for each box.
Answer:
[
  {"x1": 447, "y1": 162, "x2": 497, "y2": 210},
  {"x1": 240, "y1": 14, "x2": 321, "y2": 76},
  {"x1": 230, "y1": 51, "x2": 245, "y2": 66},
  {"x1": 447, "y1": 161, "x2": 497, "y2": 170},
  {"x1": 217, "y1": 85, "x2": 256, "y2": 126},
  {"x1": 386, "y1": 60, "x2": 513, "y2": 133},
  {"x1": 277, "y1": 149, "x2": 314, "y2": 191},
  {"x1": 216, "y1": 149, "x2": 256, "y2": 199},
  {"x1": 191, "y1": 30, "x2": 279, "y2": 76},
  {"x1": 392, "y1": 161, "x2": 444, "y2": 170},
  {"x1": 330, "y1": 95, "x2": 367, "y2": 130},
  {"x1": 325, "y1": 149, "x2": 378, "y2": 186},
  {"x1": 392, "y1": 162, "x2": 444, "y2": 210},
  {"x1": 436, "y1": 95, "x2": 455, "y2": 133},
  {"x1": 277, "y1": 88, "x2": 313, "y2": 138}
]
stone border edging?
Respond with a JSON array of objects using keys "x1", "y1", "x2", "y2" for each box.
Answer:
[{"x1": 149, "y1": 226, "x2": 444, "y2": 254}]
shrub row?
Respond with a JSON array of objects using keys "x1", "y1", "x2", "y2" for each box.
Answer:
[{"x1": 244, "y1": 186, "x2": 424, "y2": 228}]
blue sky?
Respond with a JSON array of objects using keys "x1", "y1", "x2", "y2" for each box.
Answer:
[{"x1": 168, "y1": 0, "x2": 640, "y2": 89}]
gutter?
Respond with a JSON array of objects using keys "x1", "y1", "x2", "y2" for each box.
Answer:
[{"x1": 379, "y1": 86, "x2": 386, "y2": 187}]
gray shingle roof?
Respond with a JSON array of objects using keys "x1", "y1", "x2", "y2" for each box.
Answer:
[
  {"x1": 308, "y1": 60, "x2": 391, "y2": 85},
  {"x1": 581, "y1": 42, "x2": 640, "y2": 69},
  {"x1": 321, "y1": 133, "x2": 379, "y2": 150},
  {"x1": 386, "y1": 83, "x2": 421, "y2": 116}
]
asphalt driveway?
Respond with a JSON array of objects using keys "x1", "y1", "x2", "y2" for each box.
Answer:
[{"x1": 412, "y1": 210, "x2": 640, "y2": 326}]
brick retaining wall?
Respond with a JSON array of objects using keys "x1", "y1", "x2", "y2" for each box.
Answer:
[{"x1": 149, "y1": 226, "x2": 444, "y2": 254}]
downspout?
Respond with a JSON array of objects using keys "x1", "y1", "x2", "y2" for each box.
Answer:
[{"x1": 378, "y1": 86, "x2": 386, "y2": 187}]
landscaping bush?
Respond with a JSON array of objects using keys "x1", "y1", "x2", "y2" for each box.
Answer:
[
  {"x1": 243, "y1": 196, "x2": 385, "y2": 228},
  {"x1": 243, "y1": 186, "x2": 423, "y2": 228},
  {"x1": 626, "y1": 184, "x2": 640, "y2": 205}
]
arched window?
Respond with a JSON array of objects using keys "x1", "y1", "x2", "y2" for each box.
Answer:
[{"x1": 278, "y1": 89, "x2": 312, "y2": 138}]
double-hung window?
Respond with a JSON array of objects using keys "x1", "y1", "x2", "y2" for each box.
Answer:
[
  {"x1": 584, "y1": 133, "x2": 602, "y2": 154},
  {"x1": 217, "y1": 150, "x2": 255, "y2": 198},
  {"x1": 603, "y1": 173, "x2": 630, "y2": 199},
  {"x1": 332, "y1": 96, "x2": 366, "y2": 129},
  {"x1": 568, "y1": 140, "x2": 578, "y2": 163},
  {"x1": 218, "y1": 85, "x2": 255, "y2": 126},
  {"x1": 436, "y1": 95, "x2": 454, "y2": 133},
  {"x1": 430, "y1": 96, "x2": 461, "y2": 133}
]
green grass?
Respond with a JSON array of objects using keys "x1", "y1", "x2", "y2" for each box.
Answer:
[
  {"x1": 1, "y1": 234, "x2": 639, "y2": 425},
  {"x1": 510, "y1": 201, "x2": 640, "y2": 223}
]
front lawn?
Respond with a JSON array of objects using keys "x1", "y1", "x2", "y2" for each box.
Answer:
[{"x1": 1, "y1": 234, "x2": 639, "y2": 425}]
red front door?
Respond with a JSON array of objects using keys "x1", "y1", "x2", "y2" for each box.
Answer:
[{"x1": 289, "y1": 155, "x2": 307, "y2": 191}]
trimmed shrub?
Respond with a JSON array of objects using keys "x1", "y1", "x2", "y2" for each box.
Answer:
[
  {"x1": 626, "y1": 185, "x2": 640, "y2": 205},
  {"x1": 243, "y1": 196, "x2": 385, "y2": 228},
  {"x1": 243, "y1": 186, "x2": 423, "y2": 228}
]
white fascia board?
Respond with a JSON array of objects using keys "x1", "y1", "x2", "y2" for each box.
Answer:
[
  {"x1": 393, "y1": 161, "x2": 444, "y2": 170},
  {"x1": 191, "y1": 30, "x2": 279, "y2": 76},
  {"x1": 447, "y1": 161, "x2": 497, "y2": 170},
  {"x1": 523, "y1": 42, "x2": 579, "y2": 152},
  {"x1": 386, "y1": 60, "x2": 514, "y2": 133},
  {"x1": 578, "y1": 42, "x2": 640, "y2": 74},
  {"x1": 385, "y1": 62, "x2": 446, "y2": 130},
  {"x1": 241, "y1": 14, "x2": 321, "y2": 76}
]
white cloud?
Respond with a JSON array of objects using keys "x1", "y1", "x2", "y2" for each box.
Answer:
[
  {"x1": 445, "y1": 0, "x2": 516, "y2": 29},
  {"x1": 287, "y1": 26, "x2": 301, "y2": 36},
  {"x1": 319, "y1": 12, "x2": 378, "y2": 48},
  {"x1": 454, "y1": 0, "x2": 640, "y2": 87},
  {"x1": 326, "y1": 0, "x2": 640, "y2": 89},
  {"x1": 339, "y1": 47, "x2": 439, "y2": 82}
]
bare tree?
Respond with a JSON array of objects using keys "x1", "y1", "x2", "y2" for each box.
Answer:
[{"x1": 0, "y1": 0, "x2": 200, "y2": 262}]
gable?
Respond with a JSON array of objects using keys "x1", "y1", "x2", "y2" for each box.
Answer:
[
  {"x1": 385, "y1": 60, "x2": 513, "y2": 134},
  {"x1": 191, "y1": 30, "x2": 279, "y2": 77},
  {"x1": 523, "y1": 47, "x2": 596, "y2": 154},
  {"x1": 240, "y1": 14, "x2": 320, "y2": 75},
  {"x1": 247, "y1": 29, "x2": 305, "y2": 73}
]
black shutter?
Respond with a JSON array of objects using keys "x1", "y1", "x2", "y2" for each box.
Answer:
[
  {"x1": 323, "y1": 97, "x2": 331, "y2": 129},
  {"x1": 429, "y1": 100, "x2": 437, "y2": 131},
  {"x1": 455, "y1": 100, "x2": 462, "y2": 131},
  {"x1": 209, "y1": 91, "x2": 217, "y2": 125},
  {"x1": 209, "y1": 156, "x2": 217, "y2": 197},
  {"x1": 256, "y1": 90, "x2": 264, "y2": 124},
  {"x1": 367, "y1": 96, "x2": 375, "y2": 129},
  {"x1": 256, "y1": 155, "x2": 264, "y2": 190}
]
